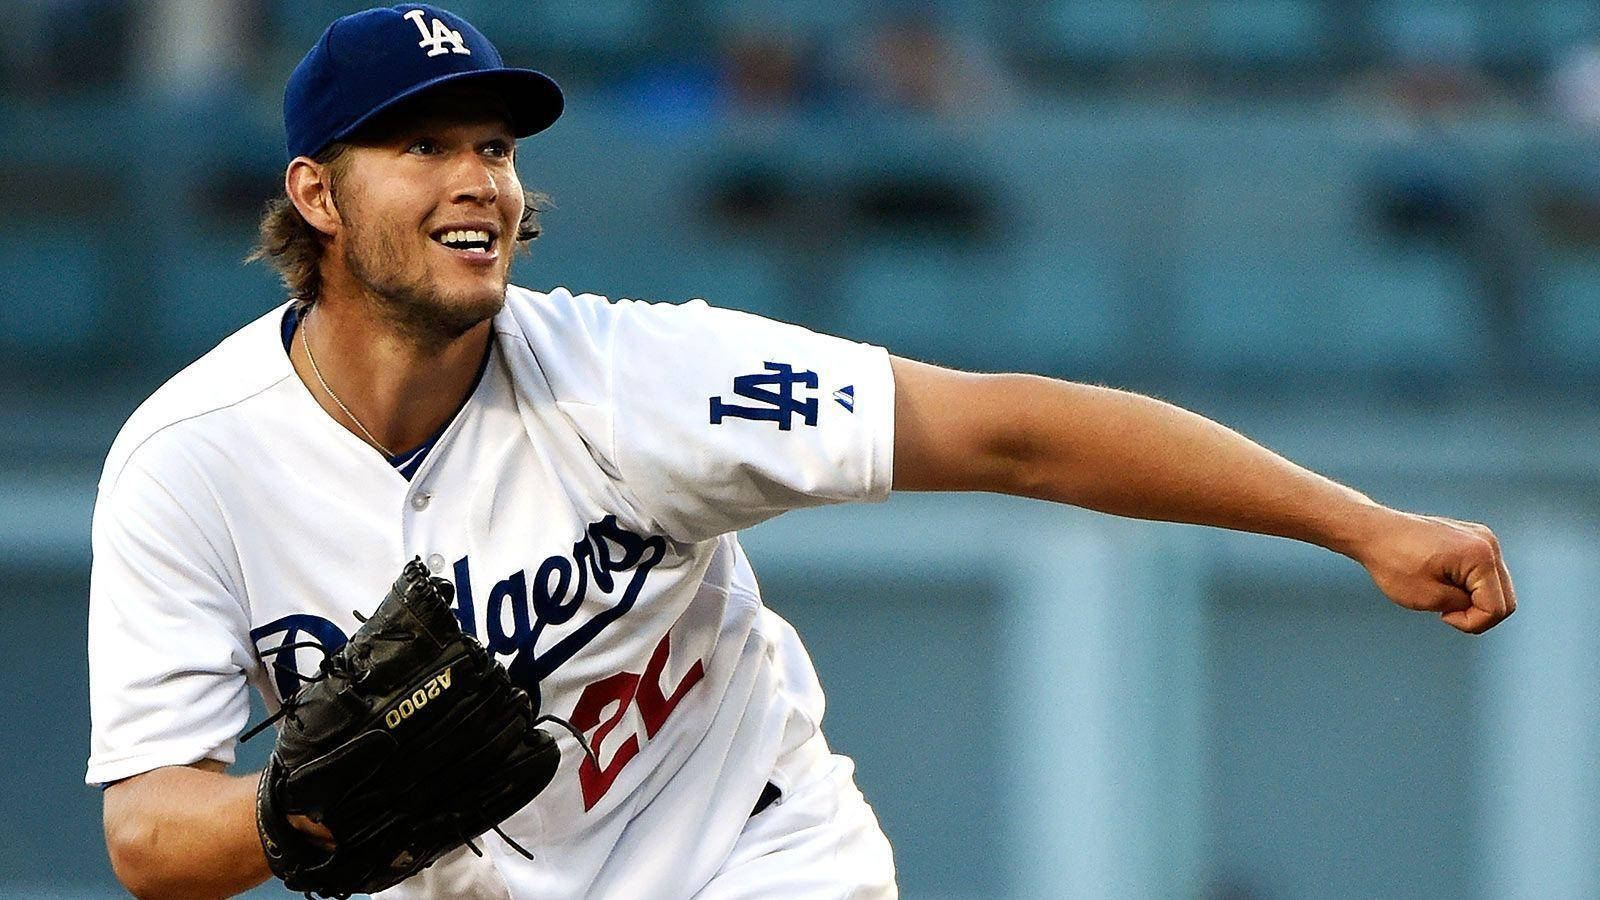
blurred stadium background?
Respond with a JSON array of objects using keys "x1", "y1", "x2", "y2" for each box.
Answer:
[{"x1": 3, "y1": 0, "x2": 1597, "y2": 896}]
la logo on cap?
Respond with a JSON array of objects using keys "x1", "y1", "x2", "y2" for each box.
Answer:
[
  {"x1": 281, "y1": 4, "x2": 563, "y2": 161},
  {"x1": 403, "y1": 8, "x2": 470, "y2": 57}
]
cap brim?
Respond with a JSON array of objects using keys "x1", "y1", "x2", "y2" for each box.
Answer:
[{"x1": 329, "y1": 67, "x2": 563, "y2": 148}]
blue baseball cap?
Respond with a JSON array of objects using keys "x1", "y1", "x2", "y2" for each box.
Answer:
[{"x1": 284, "y1": 3, "x2": 563, "y2": 161}]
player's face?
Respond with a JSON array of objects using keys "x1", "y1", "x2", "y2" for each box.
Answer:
[{"x1": 332, "y1": 99, "x2": 523, "y2": 337}]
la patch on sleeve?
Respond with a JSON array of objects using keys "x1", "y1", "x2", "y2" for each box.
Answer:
[{"x1": 709, "y1": 362, "x2": 821, "y2": 430}]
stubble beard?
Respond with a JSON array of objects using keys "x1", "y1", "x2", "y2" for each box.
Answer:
[{"x1": 342, "y1": 221, "x2": 508, "y2": 346}]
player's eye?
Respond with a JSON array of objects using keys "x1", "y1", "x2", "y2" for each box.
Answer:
[
  {"x1": 480, "y1": 140, "x2": 511, "y2": 159},
  {"x1": 406, "y1": 139, "x2": 439, "y2": 155}
]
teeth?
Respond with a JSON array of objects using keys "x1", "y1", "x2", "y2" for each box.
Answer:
[{"x1": 437, "y1": 229, "x2": 492, "y2": 249}]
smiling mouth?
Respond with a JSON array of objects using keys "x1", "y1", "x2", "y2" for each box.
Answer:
[{"x1": 430, "y1": 227, "x2": 499, "y2": 256}]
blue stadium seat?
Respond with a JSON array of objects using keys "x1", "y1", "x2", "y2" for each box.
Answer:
[
  {"x1": 515, "y1": 189, "x2": 681, "y2": 296},
  {"x1": 704, "y1": 0, "x2": 866, "y2": 36},
  {"x1": 1196, "y1": 0, "x2": 1328, "y2": 67},
  {"x1": 832, "y1": 241, "x2": 1113, "y2": 373},
  {"x1": 270, "y1": 1, "x2": 651, "y2": 58},
  {"x1": 1530, "y1": 0, "x2": 1600, "y2": 56},
  {"x1": 1174, "y1": 241, "x2": 1322, "y2": 371},
  {"x1": 1322, "y1": 242, "x2": 1487, "y2": 373},
  {"x1": 834, "y1": 244, "x2": 974, "y2": 365},
  {"x1": 646, "y1": 243, "x2": 790, "y2": 321},
  {"x1": 0, "y1": 225, "x2": 111, "y2": 357},
  {"x1": 518, "y1": 237, "x2": 789, "y2": 323},
  {"x1": 1008, "y1": 239, "x2": 1130, "y2": 372},
  {"x1": 1529, "y1": 253, "x2": 1600, "y2": 374},
  {"x1": 1037, "y1": 0, "x2": 1166, "y2": 64},
  {"x1": 1176, "y1": 230, "x2": 1485, "y2": 375},
  {"x1": 269, "y1": 0, "x2": 366, "y2": 44},
  {"x1": 1370, "y1": 1, "x2": 1484, "y2": 61},
  {"x1": 151, "y1": 235, "x2": 284, "y2": 358},
  {"x1": 494, "y1": 0, "x2": 654, "y2": 54},
  {"x1": 1468, "y1": 1, "x2": 1598, "y2": 68}
]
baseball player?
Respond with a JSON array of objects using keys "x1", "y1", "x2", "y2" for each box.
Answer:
[{"x1": 87, "y1": 5, "x2": 1516, "y2": 898}]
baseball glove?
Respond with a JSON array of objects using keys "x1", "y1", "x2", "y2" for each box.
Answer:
[{"x1": 244, "y1": 558, "x2": 567, "y2": 898}]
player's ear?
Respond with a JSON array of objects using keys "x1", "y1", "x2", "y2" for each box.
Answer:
[{"x1": 285, "y1": 157, "x2": 342, "y2": 238}]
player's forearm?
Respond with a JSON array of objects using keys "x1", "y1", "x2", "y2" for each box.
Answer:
[
  {"x1": 974, "y1": 375, "x2": 1384, "y2": 555},
  {"x1": 102, "y1": 764, "x2": 269, "y2": 899}
]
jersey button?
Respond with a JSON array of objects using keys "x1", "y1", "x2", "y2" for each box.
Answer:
[
  {"x1": 410, "y1": 492, "x2": 431, "y2": 511},
  {"x1": 427, "y1": 553, "x2": 446, "y2": 573}
]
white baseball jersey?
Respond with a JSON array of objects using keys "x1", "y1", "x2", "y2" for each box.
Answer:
[{"x1": 87, "y1": 286, "x2": 898, "y2": 897}]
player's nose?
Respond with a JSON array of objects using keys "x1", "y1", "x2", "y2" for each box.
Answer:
[{"x1": 447, "y1": 153, "x2": 498, "y2": 206}]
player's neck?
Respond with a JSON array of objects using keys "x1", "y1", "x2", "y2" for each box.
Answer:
[{"x1": 290, "y1": 295, "x2": 491, "y2": 458}]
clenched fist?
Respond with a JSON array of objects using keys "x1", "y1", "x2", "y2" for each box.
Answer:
[{"x1": 1349, "y1": 509, "x2": 1517, "y2": 634}]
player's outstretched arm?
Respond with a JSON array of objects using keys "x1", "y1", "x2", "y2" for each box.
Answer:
[
  {"x1": 889, "y1": 357, "x2": 1515, "y2": 633},
  {"x1": 102, "y1": 761, "x2": 271, "y2": 898}
]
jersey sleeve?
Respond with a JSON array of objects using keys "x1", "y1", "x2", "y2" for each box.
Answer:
[
  {"x1": 602, "y1": 298, "x2": 895, "y2": 542},
  {"x1": 86, "y1": 447, "x2": 254, "y2": 786}
]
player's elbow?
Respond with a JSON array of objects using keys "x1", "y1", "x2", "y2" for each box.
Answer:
[
  {"x1": 965, "y1": 373, "x2": 1066, "y2": 499},
  {"x1": 104, "y1": 810, "x2": 163, "y2": 898},
  {"x1": 893, "y1": 364, "x2": 1057, "y2": 494},
  {"x1": 103, "y1": 803, "x2": 191, "y2": 899}
]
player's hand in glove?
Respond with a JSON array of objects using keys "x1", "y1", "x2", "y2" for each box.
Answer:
[
  {"x1": 1349, "y1": 509, "x2": 1517, "y2": 634},
  {"x1": 244, "y1": 558, "x2": 574, "y2": 898}
]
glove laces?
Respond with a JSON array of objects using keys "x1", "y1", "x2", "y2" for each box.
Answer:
[
  {"x1": 242, "y1": 630, "x2": 606, "y2": 869},
  {"x1": 240, "y1": 610, "x2": 446, "y2": 742},
  {"x1": 241, "y1": 640, "x2": 334, "y2": 742}
]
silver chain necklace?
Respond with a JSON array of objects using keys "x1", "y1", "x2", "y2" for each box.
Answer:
[{"x1": 300, "y1": 304, "x2": 396, "y2": 457}]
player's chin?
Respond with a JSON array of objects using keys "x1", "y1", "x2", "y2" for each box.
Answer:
[{"x1": 436, "y1": 275, "x2": 509, "y2": 320}]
